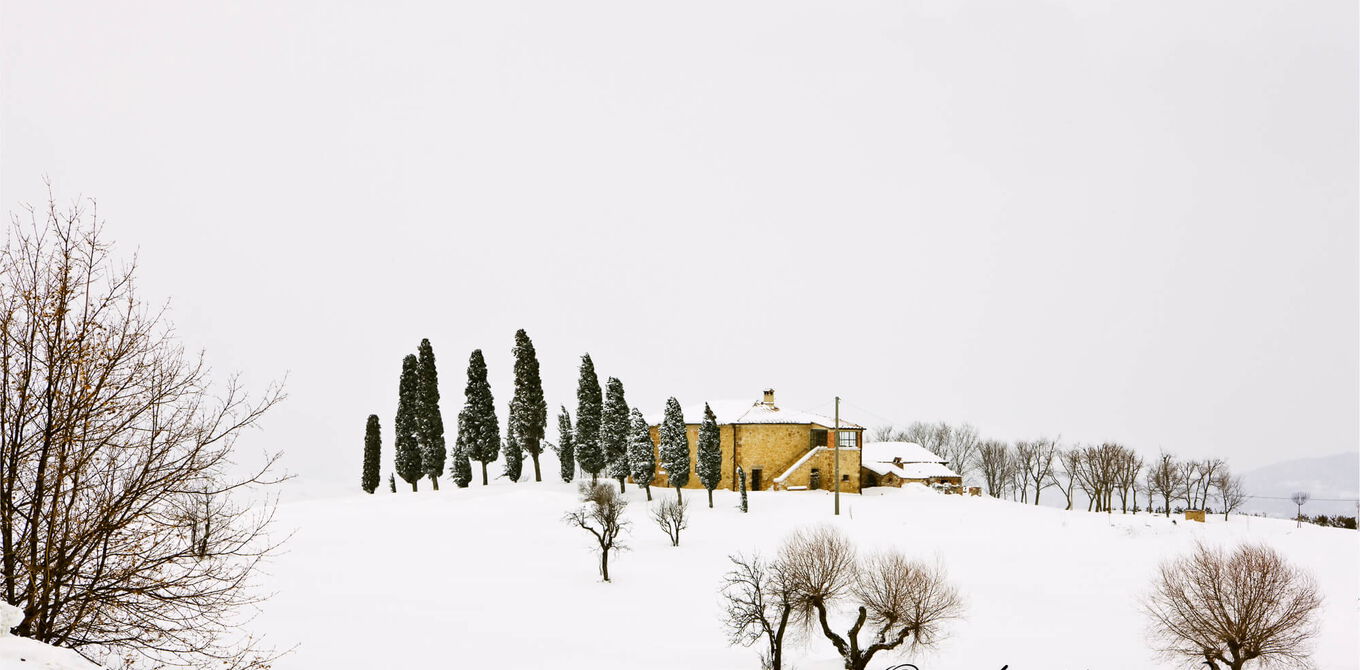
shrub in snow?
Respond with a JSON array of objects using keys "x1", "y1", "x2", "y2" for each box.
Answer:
[
  {"x1": 563, "y1": 481, "x2": 630, "y2": 582},
  {"x1": 778, "y1": 526, "x2": 963, "y2": 670},
  {"x1": 651, "y1": 496, "x2": 689, "y2": 547},
  {"x1": 1143, "y1": 542, "x2": 1322, "y2": 670}
]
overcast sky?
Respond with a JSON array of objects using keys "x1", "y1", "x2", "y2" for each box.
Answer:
[{"x1": 2, "y1": 0, "x2": 1355, "y2": 491}]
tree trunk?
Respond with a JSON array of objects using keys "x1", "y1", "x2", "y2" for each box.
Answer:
[
  {"x1": 531, "y1": 453, "x2": 542, "y2": 482},
  {"x1": 707, "y1": 488, "x2": 713, "y2": 508},
  {"x1": 481, "y1": 461, "x2": 489, "y2": 486},
  {"x1": 617, "y1": 477, "x2": 626, "y2": 493},
  {"x1": 410, "y1": 480, "x2": 418, "y2": 492},
  {"x1": 675, "y1": 486, "x2": 683, "y2": 503},
  {"x1": 430, "y1": 475, "x2": 439, "y2": 491},
  {"x1": 600, "y1": 549, "x2": 610, "y2": 582},
  {"x1": 644, "y1": 485, "x2": 652, "y2": 501}
]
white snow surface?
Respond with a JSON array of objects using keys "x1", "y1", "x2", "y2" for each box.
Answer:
[
  {"x1": 254, "y1": 460, "x2": 1359, "y2": 670},
  {"x1": 0, "y1": 636, "x2": 101, "y2": 670},
  {"x1": 862, "y1": 441, "x2": 949, "y2": 464}
]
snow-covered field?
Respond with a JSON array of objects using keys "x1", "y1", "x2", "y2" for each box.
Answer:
[{"x1": 254, "y1": 464, "x2": 1358, "y2": 670}]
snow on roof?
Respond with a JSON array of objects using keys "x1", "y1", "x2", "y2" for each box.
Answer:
[
  {"x1": 862, "y1": 441, "x2": 946, "y2": 464},
  {"x1": 863, "y1": 460, "x2": 960, "y2": 480},
  {"x1": 646, "y1": 398, "x2": 864, "y2": 429}
]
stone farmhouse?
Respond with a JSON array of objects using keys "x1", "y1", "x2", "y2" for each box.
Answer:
[
  {"x1": 860, "y1": 441, "x2": 963, "y2": 490},
  {"x1": 646, "y1": 390, "x2": 864, "y2": 493}
]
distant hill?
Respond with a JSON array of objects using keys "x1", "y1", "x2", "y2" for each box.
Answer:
[{"x1": 1239, "y1": 452, "x2": 1359, "y2": 519}]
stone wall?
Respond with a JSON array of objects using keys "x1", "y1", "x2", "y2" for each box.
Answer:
[{"x1": 646, "y1": 422, "x2": 862, "y2": 492}]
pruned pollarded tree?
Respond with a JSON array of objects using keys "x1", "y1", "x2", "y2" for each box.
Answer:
[
  {"x1": 659, "y1": 397, "x2": 690, "y2": 501},
  {"x1": 651, "y1": 495, "x2": 689, "y2": 547},
  {"x1": 0, "y1": 192, "x2": 285, "y2": 668},
  {"x1": 509, "y1": 329, "x2": 548, "y2": 482},
  {"x1": 554, "y1": 406, "x2": 575, "y2": 483},
  {"x1": 627, "y1": 408, "x2": 655, "y2": 500},
  {"x1": 1290, "y1": 492, "x2": 1310, "y2": 528},
  {"x1": 780, "y1": 526, "x2": 963, "y2": 670},
  {"x1": 696, "y1": 403, "x2": 722, "y2": 508},
  {"x1": 361, "y1": 414, "x2": 382, "y2": 494},
  {"x1": 600, "y1": 377, "x2": 630, "y2": 492},
  {"x1": 563, "y1": 481, "x2": 630, "y2": 582},
  {"x1": 573, "y1": 354, "x2": 604, "y2": 482},
  {"x1": 721, "y1": 553, "x2": 797, "y2": 670},
  {"x1": 1144, "y1": 543, "x2": 1322, "y2": 670}
]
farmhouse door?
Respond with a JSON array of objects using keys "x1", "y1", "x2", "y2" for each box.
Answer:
[{"x1": 751, "y1": 468, "x2": 762, "y2": 491}]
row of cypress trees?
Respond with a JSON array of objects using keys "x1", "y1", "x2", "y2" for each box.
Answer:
[
  {"x1": 360, "y1": 329, "x2": 549, "y2": 493},
  {"x1": 361, "y1": 334, "x2": 727, "y2": 507}
]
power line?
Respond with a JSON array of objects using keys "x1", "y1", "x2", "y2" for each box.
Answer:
[{"x1": 1244, "y1": 494, "x2": 1359, "y2": 502}]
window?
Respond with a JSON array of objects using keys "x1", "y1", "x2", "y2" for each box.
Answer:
[
  {"x1": 810, "y1": 429, "x2": 828, "y2": 448},
  {"x1": 841, "y1": 474, "x2": 850, "y2": 482},
  {"x1": 837, "y1": 430, "x2": 857, "y2": 448}
]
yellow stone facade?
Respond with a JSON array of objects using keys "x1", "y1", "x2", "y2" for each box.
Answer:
[{"x1": 643, "y1": 397, "x2": 864, "y2": 493}]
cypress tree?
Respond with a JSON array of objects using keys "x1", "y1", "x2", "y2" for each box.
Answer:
[
  {"x1": 450, "y1": 438, "x2": 472, "y2": 488},
  {"x1": 394, "y1": 354, "x2": 423, "y2": 491},
  {"x1": 555, "y1": 406, "x2": 575, "y2": 483},
  {"x1": 696, "y1": 403, "x2": 722, "y2": 508},
  {"x1": 416, "y1": 339, "x2": 446, "y2": 490},
  {"x1": 627, "y1": 408, "x2": 655, "y2": 501},
  {"x1": 510, "y1": 329, "x2": 549, "y2": 482},
  {"x1": 389, "y1": 473, "x2": 397, "y2": 493},
  {"x1": 503, "y1": 402, "x2": 524, "y2": 482},
  {"x1": 573, "y1": 354, "x2": 604, "y2": 482},
  {"x1": 601, "y1": 377, "x2": 630, "y2": 492},
  {"x1": 457, "y1": 349, "x2": 500, "y2": 486},
  {"x1": 737, "y1": 466, "x2": 748, "y2": 512},
  {"x1": 659, "y1": 397, "x2": 690, "y2": 501},
  {"x1": 361, "y1": 414, "x2": 381, "y2": 494}
]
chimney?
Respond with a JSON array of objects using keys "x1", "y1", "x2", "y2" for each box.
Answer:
[{"x1": 762, "y1": 388, "x2": 775, "y2": 405}]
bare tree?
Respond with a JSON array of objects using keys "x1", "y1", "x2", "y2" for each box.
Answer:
[
  {"x1": 976, "y1": 440, "x2": 1010, "y2": 498},
  {"x1": 938, "y1": 423, "x2": 980, "y2": 484},
  {"x1": 1290, "y1": 492, "x2": 1310, "y2": 528},
  {"x1": 1015, "y1": 439, "x2": 1057, "y2": 505},
  {"x1": 1147, "y1": 452, "x2": 1178, "y2": 517},
  {"x1": 0, "y1": 191, "x2": 286, "y2": 668},
  {"x1": 563, "y1": 481, "x2": 630, "y2": 581},
  {"x1": 1049, "y1": 448, "x2": 1080, "y2": 510},
  {"x1": 1143, "y1": 543, "x2": 1322, "y2": 670},
  {"x1": 651, "y1": 495, "x2": 689, "y2": 547},
  {"x1": 1214, "y1": 472, "x2": 1248, "y2": 521},
  {"x1": 1111, "y1": 447, "x2": 1144, "y2": 514},
  {"x1": 780, "y1": 527, "x2": 963, "y2": 670},
  {"x1": 721, "y1": 553, "x2": 796, "y2": 670}
]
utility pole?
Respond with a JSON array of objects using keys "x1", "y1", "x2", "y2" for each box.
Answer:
[{"x1": 834, "y1": 396, "x2": 840, "y2": 516}]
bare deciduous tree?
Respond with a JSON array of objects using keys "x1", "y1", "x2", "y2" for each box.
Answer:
[
  {"x1": 721, "y1": 553, "x2": 796, "y2": 670},
  {"x1": 976, "y1": 440, "x2": 1010, "y2": 499},
  {"x1": 1147, "y1": 452, "x2": 1178, "y2": 517},
  {"x1": 1015, "y1": 438, "x2": 1057, "y2": 505},
  {"x1": 1049, "y1": 448, "x2": 1080, "y2": 510},
  {"x1": 563, "y1": 481, "x2": 630, "y2": 581},
  {"x1": 1214, "y1": 471, "x2": 1248, "y2": 521},
  {"x1": 651, "y1": 495, "x2": 689, "y2": 547},
  {"x1": 779, "y1": 526, "x2": 963, "y2": 670},
  {"x1": 1144, "y1": 543, "x2": 1322, "y2": 670},
  {"x1": 0, "y1": 191, "x2": 286, "y2": 668}
]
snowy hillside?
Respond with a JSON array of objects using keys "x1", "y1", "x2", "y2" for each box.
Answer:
[
  {"x1": 0, "y1": 602, "x2": 101, "y2": 670},
  {"x1": 254, "y1": 462, "x2": 1358, "y2": 670}
]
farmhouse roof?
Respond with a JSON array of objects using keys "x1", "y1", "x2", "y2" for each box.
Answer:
[{"x1": 862, "y1": 441, "x2": 947, "y2": 464}]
